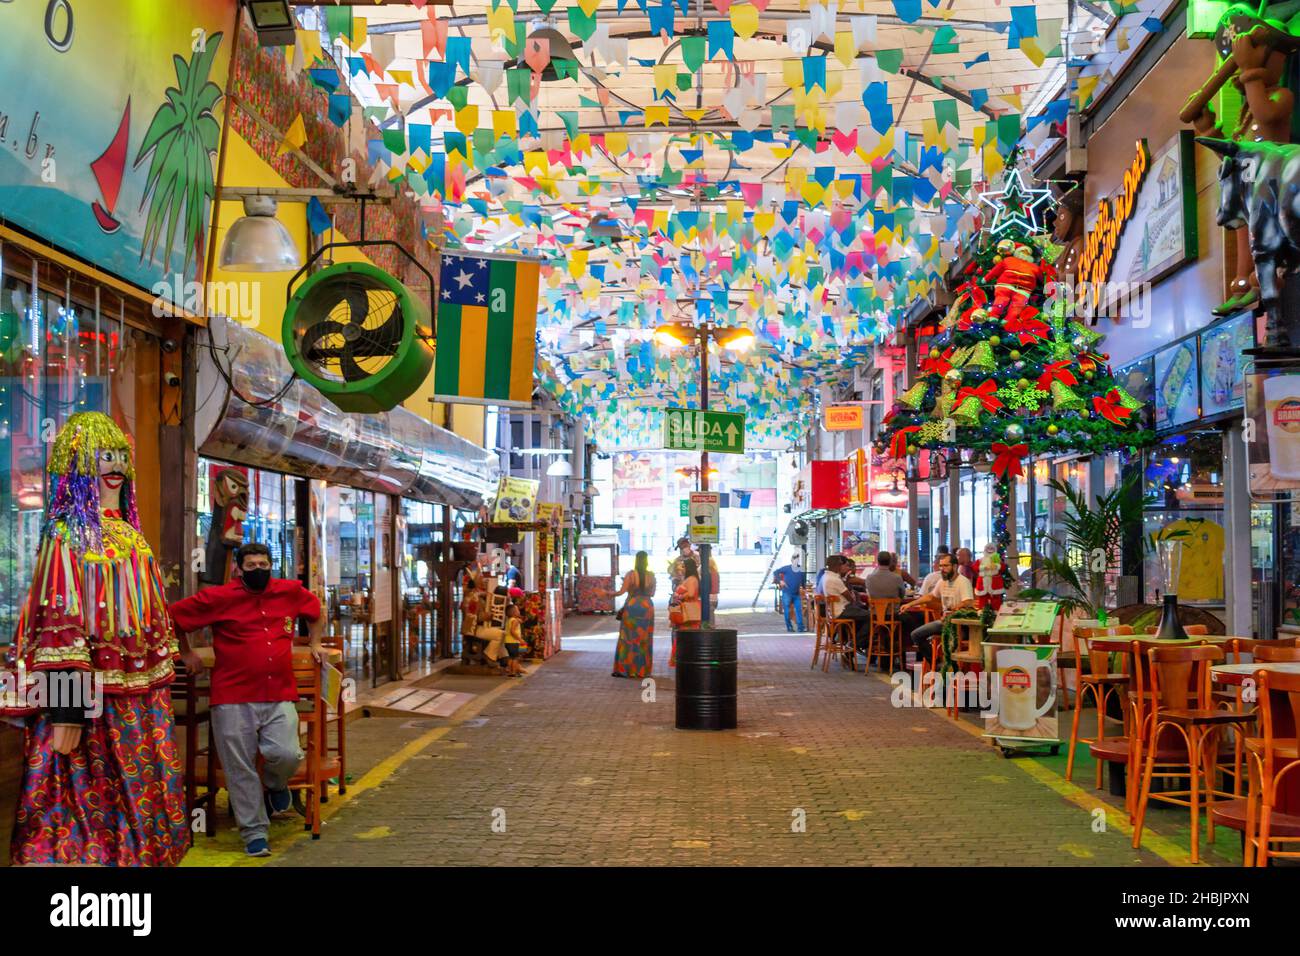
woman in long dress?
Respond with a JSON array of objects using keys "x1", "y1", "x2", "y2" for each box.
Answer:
[{"x1": 612, "y1": 551, "x2": 655, "y2": 679}]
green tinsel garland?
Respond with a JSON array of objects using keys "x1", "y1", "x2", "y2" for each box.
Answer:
[{"x1": 939, "y1": 606, "x2": 997, "y2": 677}]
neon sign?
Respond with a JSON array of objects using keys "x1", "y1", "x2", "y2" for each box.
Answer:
[{"x1": 1078, "y1": 139, "x2": 1150, "y2": 304}]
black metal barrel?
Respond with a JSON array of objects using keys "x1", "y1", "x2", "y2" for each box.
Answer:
[{"x1": 674, "y1": 628, "x2": 737, "y2": 730}]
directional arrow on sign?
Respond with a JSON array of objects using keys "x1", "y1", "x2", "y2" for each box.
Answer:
[{"x1": 662, "y1": 407, "x2": 746, "y2": 455}]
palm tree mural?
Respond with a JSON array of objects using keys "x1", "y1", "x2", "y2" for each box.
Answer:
[{"x1": 133, "y1": 32, "x2": 225, "y2": 278}]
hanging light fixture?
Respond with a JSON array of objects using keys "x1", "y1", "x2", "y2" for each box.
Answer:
[
  {"x1": 523, "y1": 25, "x2": 577, "y2": 82},
  {"x1": 546, "y1": 458, "x2": 574, "y2": 477},
  {"x1": 219, "y1": 195, "x2": 301, "y2": 272}
]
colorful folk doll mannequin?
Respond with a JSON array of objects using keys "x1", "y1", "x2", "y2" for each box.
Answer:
[{"x1": 4, "y1": 412, "x2": 188, "y2": 865}]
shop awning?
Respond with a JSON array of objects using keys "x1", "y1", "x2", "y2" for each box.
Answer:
[{"x1": 195, "y1": 314, "x2": 499, "y2": 510}]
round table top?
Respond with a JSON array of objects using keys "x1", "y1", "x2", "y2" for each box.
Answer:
[
  {"x1": 1086, "y1": 634, "x2": 1241, "y2": 652},
  {"x1": 1211, "y1": 661, "x2": 1300, "y2": 685},
  {"x1": 192, "y1": 645, "x2": 343, "y2": 666}
]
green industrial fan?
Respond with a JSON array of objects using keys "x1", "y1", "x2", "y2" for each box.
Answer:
[{"x1": 282, "y1": 259, "x2": 433, "y2": 414}]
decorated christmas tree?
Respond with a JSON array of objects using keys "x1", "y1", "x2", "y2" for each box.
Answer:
[{"x1": 874, "y1": 160, "x2": 1155, "y2": 566}]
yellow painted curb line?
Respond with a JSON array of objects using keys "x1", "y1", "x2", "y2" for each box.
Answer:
[
  {"x1": 182, "y1": 663, "x2": 539, "y2": 866},
  {"x1": 877, "y1": 673, "x2": 1194, "y2": 867}
]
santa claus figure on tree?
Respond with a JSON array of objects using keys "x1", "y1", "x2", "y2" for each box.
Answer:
[{"x1": 874, "y1": 152, "x2": 1154, "y2": 667}]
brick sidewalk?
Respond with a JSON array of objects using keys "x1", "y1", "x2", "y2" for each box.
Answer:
[{"x1": 250, "y1": 606, "x2": 1219, "y2": 867}]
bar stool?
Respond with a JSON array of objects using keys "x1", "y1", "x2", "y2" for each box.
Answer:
[
  {"x1": 1067, "y1": 625, "x2": 1133, "y2": 785},
  {"x1": 1243, "y1": 668, "x2": 1300, "y2": 866},
  {"x1": 1132, "y1": 643, "x2": 1254, "y2": 864},
  {"x1": 809, "y1": 596, "x2": 828, "y2": 669},
  {"x1": 866, "y1": 598, "x2": 903, "y2": 674},
  {"x1": 823, "y1": 616, "x2": 858, "y2": 673}
]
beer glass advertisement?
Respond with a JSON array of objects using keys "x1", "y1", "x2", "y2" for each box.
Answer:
[
  {"x1": 982, "y1": 644, "x2": 1060, "y2": 742},
  {"x1": 1153, "y1": 340, "x2": 1199, "y2": 430},
  {"x1": 1245, "y1": 367, "x2": 1300, "y2": 501},
  {"x1": 1199, "y1": 313, "x2": 1255, "y2": 418}
]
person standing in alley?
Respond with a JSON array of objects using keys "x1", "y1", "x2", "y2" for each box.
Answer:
[
  {"x1": 171, "y1": 543, "x2": 326, "y2": 858},
  {"x1": 612, "y1": 551, "x2": 656, "y2": 678},
  {"x1": 773, "y1": 554, "x2": 806, "y2": 632}
]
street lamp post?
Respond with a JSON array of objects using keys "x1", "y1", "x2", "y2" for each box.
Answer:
[
  {"x1": 697, "y1": 320, "x2": 713, "y2": 626},
  {"x1": 655, "y1": 320, "x2": 754, "y2": 626}
]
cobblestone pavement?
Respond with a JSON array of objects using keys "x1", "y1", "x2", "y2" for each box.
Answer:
[{"x1": 219, "y1": 603, "x2": 1224, "y2": 867}]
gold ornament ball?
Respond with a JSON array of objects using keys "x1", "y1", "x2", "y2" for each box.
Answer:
[
  {"x1": 929, "y1": 347, "x2": 940, "y2": 359},
  {"x1": 1005, "y1": 423, "x2": 1025, "y2": 441},
  {"x1": 1047, "y1": 424, "x2": 1060, "y2": 436},
  {"x1": 906, "y1": 444, "x2": 918, "y2": 455},
  {"x1": 1017, "y1": 378, "x2": 1032, "y2": 390},
  {"x1": 989, "y1": 335, "x2": 1001, "y2": 347},
  {"x1": 944, "y1": 368, "x2": 963, "y2": 384},
  {"x1": 1009, "y1": 350, "x2": 1021, "y2": 360}
]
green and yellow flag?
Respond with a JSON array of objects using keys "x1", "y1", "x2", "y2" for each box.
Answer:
[{"x1": 433, "y1": 251, "x2": 539, "y2": 407}]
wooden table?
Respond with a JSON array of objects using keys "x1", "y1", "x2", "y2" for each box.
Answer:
[
  {"x1": 1211, "y1": 662, "x2": 1300, "y2": 816},
  {"x1": 1210, "y1": 661, "x2": 1300, "y2": 686},
  {"x1": 1086, "y1": 634, "x2": 1240, "y2": 653}
]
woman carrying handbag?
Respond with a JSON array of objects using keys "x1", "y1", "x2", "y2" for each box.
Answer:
[{"x1": 668, "y1": 557, "x2": 702, "y2": 668}]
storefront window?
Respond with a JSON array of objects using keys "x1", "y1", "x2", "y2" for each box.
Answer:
[
  {"x1": 1141, "y1": 433, "x2": 1226, "y2": 606},
  {"x1": 1, "y1": 259, "x2": 156, "y2": 648}
]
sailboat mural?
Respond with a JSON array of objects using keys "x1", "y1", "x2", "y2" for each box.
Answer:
[
  {"x1": 90, "y1": 101, "x2": 131, "y2": 234},
  {"x1": 0, "y1": 1, "x2": 238, "y2": 297}
]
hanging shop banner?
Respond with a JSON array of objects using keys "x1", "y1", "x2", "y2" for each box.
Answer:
[
  {"x1": 491, "y1": 476, "x2": 540, "y2": 523},
  {"x1": 536, "y1": 502, "x2": 564, "y2": 529},
  {"x1": 982, "y1": 643, "x2": 1060, "y2": 743},
  {"x1": 866, "y1": 453, "x2": 908, "y2": 508},
  {"x1": 433, "y1": 251, "x2": 541, "y2": 408},
  {"x1": 824, "y1": 404, "x2": 864, "y2": 431},
  {"x1": 1246, "y1": 364, "x2": 1300, "y2": 502},
  {"x1": 688, "y1": 491, "x2": 720, "y2": 544},
  {"x1": 0, "y1": 0, "x2": 240, "y2": 300},
  {"x1": 846, "y1": 449, "x2": 868, "y2": 505}
]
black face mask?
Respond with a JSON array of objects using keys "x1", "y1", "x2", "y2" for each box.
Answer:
[{"x1": 242, "y1": 568, "x2": 272, "y2": 592}]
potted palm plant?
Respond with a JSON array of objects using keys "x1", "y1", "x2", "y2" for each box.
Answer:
[{"x1": 1023, "y1": 473, "x2": 1146, "y2": 624}]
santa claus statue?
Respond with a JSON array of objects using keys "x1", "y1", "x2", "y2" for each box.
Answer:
[
  {"x1": 983, "y1": 242, "x2": 1042, "y2": 327},
  {"x1": 973, "y1": 544, "x2": 1006, "y2": 611}
]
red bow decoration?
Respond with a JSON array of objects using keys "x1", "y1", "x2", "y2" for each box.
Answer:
[
  {"x1": 1037, "y1": 361, "x2": 1077, "y2": 393},
  {"x1": 1003, "y1": 306, "x2": 1049, "y2": 344},
  {"x1": 1092, "y1": 389, "x2": 1133, "y2": 425},
  {"x1": 889, "y1": 425, "x2": 922, "y2": 460},
  {"x1": 990, "y1": 442, "x2": 1028, "y2": 479},
  {"x1": 919, "y1": 347, "x2": 954, "y2": 376},
  {"x1": 955, "y1": 379, "x2": 1002, "y2": 413},
  {"x1": 952, "y1": 279, "x2": 988, "y2": 309}
]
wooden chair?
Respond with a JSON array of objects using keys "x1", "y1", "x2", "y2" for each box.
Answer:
[
  {"x1": 318, "y1": 634, "x2": 348, "y2": 798},
  {"x1": 171, "y1": 661, "x2": 217, "y2": 836},
  {"x1": 1067, "y1": 625, "x2": 1133, "y2": 786},
  {"x1": 809, "y1": 596, "x2": 828, "y2": 670},
  {"x1": 1132, "y1": 643, "x2": 1254, "y2": 864},
  {"x1": 1243, "y1": 669, "x2": 1300, "y2": 866},
  {"x1": 822, "y1": 605, "x2": 859, "y2": 673},
  {"x1": 866, "y1": 598, "x2": 903, "y2": 674},
  {"x1": 287, "y1": 656, "x2": 342, "y2": 840}
]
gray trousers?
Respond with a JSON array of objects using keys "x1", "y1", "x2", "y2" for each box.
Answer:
[{"x1": 211, "y1": 701, "x2": 303, "y2": 845}]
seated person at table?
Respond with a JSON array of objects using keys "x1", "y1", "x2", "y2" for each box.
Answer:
[
  {"x1": 823, "y1": 555, "x2": 871, "y2": 651},
  {"x1": 899, "y1": 552, "x2": 975, "y2": 666},
  {"x1": 918, "y1": 550, "x2": 948, "y2": 597},
  {"x1": 864, "y1": 551, "x2": 907, "y2": 601},
  {"x1": 173, "y1": 543, "x2": 325, "y2": 858}
]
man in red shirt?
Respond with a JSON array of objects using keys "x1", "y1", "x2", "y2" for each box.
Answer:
[{"x1": 172, "y1": 542, "x2": 325, "y2": 857}]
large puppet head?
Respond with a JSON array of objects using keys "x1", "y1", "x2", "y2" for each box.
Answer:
[{"x1": 46, "y1": 411, "x2": 139, "y2": 552}]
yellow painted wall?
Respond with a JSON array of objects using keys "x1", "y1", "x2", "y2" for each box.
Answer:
[{"x1": 209, "y1": 131, "x2": 479, "y2": 445}]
